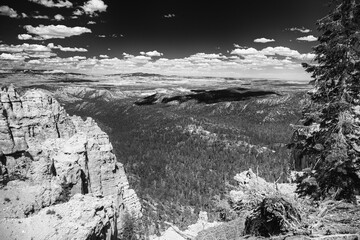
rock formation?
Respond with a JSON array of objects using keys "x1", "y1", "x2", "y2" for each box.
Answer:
[
  {"x1": 229, "y1": 169, "x2": 297, "y2": 209},
  {"x1": 0, "y1": 85, "x2": 141, "y2": 239}
]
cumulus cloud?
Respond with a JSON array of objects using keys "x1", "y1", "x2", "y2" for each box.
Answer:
[
  {"x1": 231, "y1": 46, "x2": 314, "y2": 60},
  {"x1": 28, "y1": 59, "x2": 41, "y2": 64},
  {"x1": 54, "y1": 14, "x2": 64, "y2": 21},
  {"x1": 0, "y1": 43, "x2": 51, "y2": 52},
  {"x1": 1, "y1": 44, "x2": 315, "y2": 81},
  {"x1": 254, "y1": 38, "x2": 275, "y2": 43},
  {"x1": 0, "y1": 53, "x2": 29, "y2": 61},
  {"x1": 18, "y1": 34, "x2": 33, "y2": 40},
  {"x1": 261, "y1": 47, "x2": 304, "y2": 58},
  {"x1": 0, "y1": 6, "x2": 18, "y2": 18},
  {"x1": 81, "y1": 0, "x2": 108, "y2": 15},
  {"x1": 231, "y1": 48, "x2": 259, "y2": 55},
  {"x1": 28, "y1": 0, "x2": 73, "y2": 8},
  {"x1": 27, "y1": 51, "x2": 56, "y2": 58},
  {"x1": 73, "y1": 9, "x2": 83, "y2": 16},
  {"x1": 299, "y1": 53, "x2": 316, "y2": 61},
  {"x1": 49, "y1": 43, "x2": 88, "y2": 52},
  {"x1": 188, "y1": 53, "x2": 226, "y2": 60},
  {"x1": 58, "y1": 47, "x2": 87, "y2": 52},
  {"x1": 164, "y1": 14, "x2": 175, "y2": 18},
  {"x1": 33, "y1": 15, "x2": 49, "y2": 19},
  {"x1": 288, "y1": 27, "x2": 311, "y2": 33},
  {"x1": 24, "y1": 24, "x2": 92, "y2": 39},
  {"x1": 296, "y1": 35, "x2": 318, "y2": 42},
  {"x1": 0, "y1": 43, "x2": 88, "y2": 59},
  {"x1": 140, "y1": 50, "x2": 163, "y2": 57}
]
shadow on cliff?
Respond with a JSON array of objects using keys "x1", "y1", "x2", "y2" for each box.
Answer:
[{"x1": 135, "y1": 87, "x2": 281, "y2": 105}]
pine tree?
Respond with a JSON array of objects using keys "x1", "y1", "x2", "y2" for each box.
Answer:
[{"x1": 293, "y1": 0, "x2": 360, "y2": 202}]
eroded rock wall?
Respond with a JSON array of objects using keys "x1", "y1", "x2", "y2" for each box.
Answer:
[{"x1": 0, "y1": 85, "x2": 141, "y2": 239}]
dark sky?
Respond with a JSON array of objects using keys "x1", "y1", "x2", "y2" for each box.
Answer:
[{"x1": 0, "y1": 0, "x2": 332, "y2": 80}]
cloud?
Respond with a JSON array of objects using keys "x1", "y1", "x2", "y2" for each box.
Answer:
[
  {"x1": 98, "y1": 35, "x2": 106, "y2": 38},
  {"x1": 254, "y1": 38, "x2": 275, "y2": 43},
  {"x1": 28, "y1": 59, "x2": 41, "y2": 64},
  {"x1": 0, "y1": 43, "x2": 58, "y2": 60},
  {"x1": 24, "y1": 24, "x2": 92, "y2": 39},
  {"x1": 81, "y1": 0, "x2": 108, "y2": 15},
  {"x1": 0, "y1": 53, "x2": 29, "y2": 61},
  {"x1": 164, "y1": 14, "x2": 175, "y2": 18},
  {"x1": 73, "y1": 9, "x2": 83, "y2": 16},
  {"x1": 18, "y1": 34, "x2": 33, "y2": 40},
  {"x1": 261, "y1": 47, "x2": 304, "y2": 58},
  {"x1": 28, "y1": 0, "x2": 73, "y2": 8},
  {"x1": 58, "y1": 47, "x2": 87, "y2": 52},
  {"x1": 188, "y1": 53, "x2": 226, "y2": 60},
  {"x1": 33, "y1": 15, "x2": 49, "y2": 19},
  {"x1": 0, "y1": 43, "x2": 51, "y2": 52},
  {"x1": 299, "y1": 53, "x2": 316, "y2": 61},
  {"x1": 1, "y1": 44, "x2": 315, "y2": 81},
  {"x1": 87, "y1": 21, "x2": 96, "y2": 24},
  {"x1": 288, "y1": 27, "x2": 311, "y2": 33},
  {"x1": 140, "y1": 50, "x2": 163, "y2": 57},
  {"x1": 0, "y1": 6, "x2": 18, "y2": 18},
  {"x1": 230, "y1": 48, "x2": 259, "y2": 55},
  {"x1": 231, "y1": 46, "x2": 314, "y2": 61},
  {"x1": 49, "y1": 44, "x2": 88, "y2": 52},
  {"x1": 54, "y1": 14, "x2": 64, "y2": 21},
  {"x1": 27, "y1": 51, "x2": 56, "y2": 58},
  {"x1": 296, "y1": 35, "x2": 318, "y2": 42},
  {"x1": 0, "y1": 43, "x2": 88, "y2": 59}
]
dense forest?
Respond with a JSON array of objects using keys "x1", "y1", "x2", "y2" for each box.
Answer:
[{"x1": 53, "y1": 88, "x2": 306, "y2": 233}]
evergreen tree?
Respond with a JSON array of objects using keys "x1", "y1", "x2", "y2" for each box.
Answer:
[{"x1": 294, "y1": 0, "x2": 360, "y2": 202}]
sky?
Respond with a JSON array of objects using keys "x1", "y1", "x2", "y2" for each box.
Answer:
[{"x1": 0, "y1": 0, "x2": 333, "y2": 80}]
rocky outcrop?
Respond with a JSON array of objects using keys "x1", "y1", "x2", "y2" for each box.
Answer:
[
  {"x1": 0, "y1": 194, "x2": 118, "y2": 240},
  {"x1": 229, "y1": 169, "x2": 297, "y2": 209},
  {"x1": 0, "y1": 85, "x2": 141, "y2": 239}
]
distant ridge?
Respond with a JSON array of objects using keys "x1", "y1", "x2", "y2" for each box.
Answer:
[
  {"x1": 135, "y1": 87, "x2": 281, "y2": 105},
  {"x1": 105, "y1": 72, "x2": 164, "y2": 77}
]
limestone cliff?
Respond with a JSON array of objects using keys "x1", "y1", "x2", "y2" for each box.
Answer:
[{"x1": 0, "y1": 85, "x2": 141, "y2": 239}]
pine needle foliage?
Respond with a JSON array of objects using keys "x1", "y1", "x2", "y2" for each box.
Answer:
[{"x1": 295, "y1": 0, "x2": 360, "y2": 202}]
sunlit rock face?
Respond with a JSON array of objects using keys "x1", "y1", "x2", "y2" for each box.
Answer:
[{"x1": 0, "y1": 85, "x2": 141, "y2": 239}]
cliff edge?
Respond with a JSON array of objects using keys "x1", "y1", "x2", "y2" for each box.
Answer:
[{"x1": 0, "y1": 85, "x2": 141, "y2": 240}]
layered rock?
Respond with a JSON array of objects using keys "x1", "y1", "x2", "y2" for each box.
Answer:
[{"x1": 0, "y1": 85, "x2": 141, "y2": 239}]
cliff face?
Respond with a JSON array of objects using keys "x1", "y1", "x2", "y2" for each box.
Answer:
[{"x1": 0, "y1": 85, "x2": 141, "y2": 239}]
